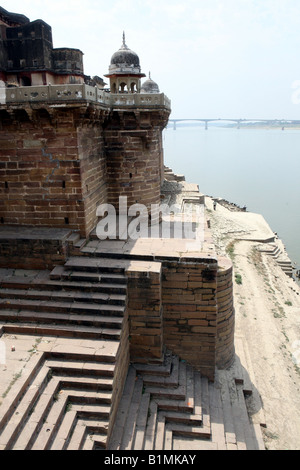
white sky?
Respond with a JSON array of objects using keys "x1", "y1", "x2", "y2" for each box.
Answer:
[{"x1": 2, "y1": 0, "x2": 300, "y2": 119}]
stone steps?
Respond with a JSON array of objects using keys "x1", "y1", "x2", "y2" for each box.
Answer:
[
  {"x1": 0, "y1": 273, "x2": 127, "y2": 295},
  {"x1": 258, "y1": 243, "x2": 294, "y2": 278},
  {"x1": 0, "y1": 287, "x2": 126, "y2": 305},
  {"x1": 108, "y1": 347, "x2": 266, "y2": 451},
  {"x1": 0, "y1": 298, "x2": 125, "y2": 316},
  {"x1": 50, "y1": 265, "x2": 127, "y2": 285},
  {"x1": 0, "y1": 344, "x2": 121, "y2": 450},
  {"x1": 0, "y1": 309, "x2": 123, "y2": 328},
  {"x1": 0, "y1": 257, "x2": 128, "y2": 340},
  {"x1": 1, "y1": 322, "x2": 122, "y2": 340},
  {"x1": 64, "y1": 257, "x2": 130, "y2": 273},
  {"x1": 0, "y1": 251, "x2": 266, "y2": 451},
  {"x1": 108, "y1": 354, "x2": 209, "y2": 450},
  {"x1": 0, "y1": 255, "x2": 131, "y2": 450}
]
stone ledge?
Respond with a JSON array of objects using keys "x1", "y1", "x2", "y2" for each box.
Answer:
[{"x1": 0, "y1": 226, "x2": 72, "y2": 241}]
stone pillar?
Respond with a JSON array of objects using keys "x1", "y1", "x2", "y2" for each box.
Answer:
[
  {"x1": 126, "y1": 261, "x2": 163, "y2": 363},
  {"x1": 162, "y1": 257, "x2": 218, "y2": 381}
]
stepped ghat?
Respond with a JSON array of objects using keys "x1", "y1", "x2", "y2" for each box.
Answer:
[
  {"x1": 0, "y1": 174, "x2": 262, "y2": 450},
  {"x1": 0, "y1": 218, "x2": 263, "y2": 450},
  {"x1": 0, "y1": 8, "x2": 264, "y2": 450}
]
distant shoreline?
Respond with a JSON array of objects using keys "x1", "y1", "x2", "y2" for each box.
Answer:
[
  {"x1": 224, "y1": 124, "x2": 300, "y2": 130},
  {"x1": 209, "y1": 195, "x2": 300, "y2": 284},
  {"x1": 167, "y1": 123, "x2": 300, "y2": 130}
]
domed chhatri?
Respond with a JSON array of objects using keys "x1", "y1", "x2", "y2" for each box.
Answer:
[
  {"x1": 141, "y1": 72, "x2": 160, "y2": 94},
  {"x1": 105, "y1": 32, "x2": 146, "y2": 94},
  {"x1": 110, "y1": 32, "x2": 140, "y2": 69}
]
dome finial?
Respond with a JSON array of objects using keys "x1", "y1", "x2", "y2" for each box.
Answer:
[{"x1": 122, "y1": 31, "x2": 126, "y2": 47}]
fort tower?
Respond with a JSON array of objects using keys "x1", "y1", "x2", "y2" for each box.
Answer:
[{"x1": 0, "y1": 8, "x2": 236, "y2": 450}]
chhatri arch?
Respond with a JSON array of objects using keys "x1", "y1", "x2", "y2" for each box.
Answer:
[{"x1": 105, "y1": 32, "x2": 146, "y2": 94}]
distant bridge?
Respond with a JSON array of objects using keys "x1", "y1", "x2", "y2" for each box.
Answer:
[{"x1": 168, "y1": 118, "x2": 300, "y2": 130}]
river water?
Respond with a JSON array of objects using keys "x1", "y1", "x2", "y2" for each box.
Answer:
[{"x1": 163, "y1": 124, "x2": 300, "y2": 270}]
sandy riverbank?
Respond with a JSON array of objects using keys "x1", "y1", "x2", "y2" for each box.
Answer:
[{"x1": 206, "y1": 197, "x2": 300, "y2": 450}]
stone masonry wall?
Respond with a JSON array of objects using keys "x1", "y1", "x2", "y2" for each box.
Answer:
[
  {"x1": 77, "y1": 123, "x2": 108, "y2": 237},
  {"x1": 161, "y1": 258, "x2": 218, "y2": 381},
  {"x1": 0, "y1": 106, "x2": 108, "y2": 237},
  {"x1": 125, "y1": 254, "x2": 235, "y2": 380},
  {"x1": 0, "y1": 227, "x2": 71, "y2": 269},
  {"x1": 216, "y1": 257, "x2": 235, "y2": 369},
  {"x1": 0, "y1": 107, "x2": 85, "y2": 232},
  {"x1": 104, "y1": 110, "x2": 169, "y2": 215},
  {"x1": 108, "y1": 303, "x2": 130, "y2": 442},
  {"x1": 0, "y1": 104, "x2": 169, "y2": 236}
]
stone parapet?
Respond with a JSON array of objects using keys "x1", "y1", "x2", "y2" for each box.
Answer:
[
  {"x1": 2, "y1": 84, "x2": 109, "y2": 105},
  {"x1": 1, "y1": 84, "x2": 171, "y2": 111},
  {"x1": 110, "y1": 93, "x2": 171, "y2": 110}
]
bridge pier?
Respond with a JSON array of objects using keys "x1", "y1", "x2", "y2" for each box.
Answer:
[
  {"x1": 205, "y1": 120, "x2": 208, "y2": 130},
  {"x1": 173, "y1": 121, "x2": 176, "y2": 130}
]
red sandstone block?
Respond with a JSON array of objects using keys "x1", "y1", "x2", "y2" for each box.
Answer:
[
  {"x1": 202, "y1": 294, "x2": 215, "y2": 300},
  {"x1": 163, "y1": 281, "x2": 188, "y2": 289},
  {"x1": 0, "y1": 140, "x2": 15, "y2": 149},
  {"x1": 191, "y1": 326, "x2": 216, "y2": 334},
  {"x1": 6, "y1": 162, "x2": 18, "y2": 169},
  {"x1": 164, "y1": 304, "x2": 197, "y2": 312},
  {"x1": 64, "y1": 137, "x2": 77, "y2": 146},
  {"x1": 128, "y1": 309, "x2": 162, "y2": 317},
  {"x1": 16, "y1": 149, "x2": 42, "y2": 158},
  {"x1": 130, "y1": 328, "x2": 162, "y2": 336},
  {"x1": 130, "y1": 336, "x2": 161, "y2": 347},
  {"x1": 164, "y1": 273, "x2": 189, "y2": 282},
  {"x1": 188, "y1": 276, "x2": 204, "y2": 283},
  {"x1": 188, "y1": 319, "x2": 209, "y2": 326}
]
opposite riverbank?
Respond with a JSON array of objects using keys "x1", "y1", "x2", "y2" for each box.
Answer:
[{"x1": 206, "y1": 196, "x2": 300, "y2": 450}]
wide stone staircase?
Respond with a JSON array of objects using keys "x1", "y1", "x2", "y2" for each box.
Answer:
[
  {"x1": 0, "y1": 257, "x2": 130, "y2": 450},
  {"x1": 0, "y1": 343, "x2": 119, "y2": 450},
  {"x1": 0, "y1": 255, "x2": 266, "y2": 450},
  {"x1": 0, "y1": 257, "x2": 128, "y2": 340},
  {"x1": 108, "y1": 347, "x2": 265, "y2": 451}
]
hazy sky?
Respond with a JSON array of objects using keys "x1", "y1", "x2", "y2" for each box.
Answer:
[{"x1": 3, "y1": 0, "x2": 300, "y2": 119}]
